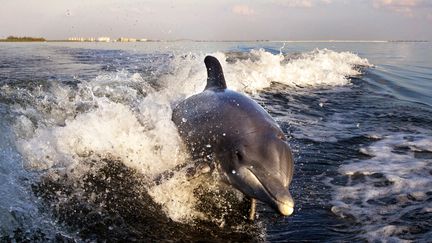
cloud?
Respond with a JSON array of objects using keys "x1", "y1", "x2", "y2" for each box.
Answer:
[
  {"x1": 231, "y1": 5, "x2": 255, "y2": 16},
  {"x1": 372, "y1": 0, "x2": 432, "y2": 16},
  {"x1": 275, "y1": 0, "x2": 333, "y2": 8}
]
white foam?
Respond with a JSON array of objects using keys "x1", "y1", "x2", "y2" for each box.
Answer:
[
  {"x1": 328, "y1": 134, "x2": 432, "y2": 241},
  {"x1": 11, "y1": 71, "x2": 201, "y2": 221},
  {"x1": 148, "y1": 173, "x2": 207, "y2": 222},
  {"x1": 158, "y1": 48, "x2": 371, "y2": 97},
  {"x1": 224, "y1": 49, "x2": 371, "y2": 92}
]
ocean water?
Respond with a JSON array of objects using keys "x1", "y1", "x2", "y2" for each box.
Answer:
[{"x1": 0, "y1": 41, "x2": 431, "y2": 242}]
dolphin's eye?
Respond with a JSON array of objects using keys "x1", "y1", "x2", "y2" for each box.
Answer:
[
  {"x1": 277, "y1": 133, "x2": 287, "y2": 141},
  {"x1": 235, "y1": 150, "x2": 243, "y2": 162}
]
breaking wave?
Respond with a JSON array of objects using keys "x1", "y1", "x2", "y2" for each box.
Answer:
[{"x1": 162, "y1": 48, "x2": 371, "y2": 96}]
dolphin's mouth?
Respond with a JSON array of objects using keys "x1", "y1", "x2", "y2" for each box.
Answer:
[{"x1": 246, "y1": 168, "x2": 294, "y2": 216}]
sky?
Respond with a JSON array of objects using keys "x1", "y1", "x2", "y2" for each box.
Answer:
[{"x1": 1, "y1": 0, "x2": 431, "y2": 40}]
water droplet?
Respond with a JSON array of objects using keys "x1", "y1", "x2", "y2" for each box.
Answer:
[
  {"x1": 319, "y1": 102, "x2": 324, "y2": 107},
  {"x1": 182, "y1": 117, "x2": 187, "y2": 123},
  {"x1": 232, "y1": 170, "x2": 236, "y2": 174},
  {"x1": 222, "y1": 133, "x2": 226, "y2": 136},
  {"x1": 206, "y1": 144, "x2": 211, "y2": 148}
]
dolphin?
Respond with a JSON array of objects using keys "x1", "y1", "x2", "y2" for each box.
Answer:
[{"x1": 172, "y1": 56, "x2": 294, "y2": 219}]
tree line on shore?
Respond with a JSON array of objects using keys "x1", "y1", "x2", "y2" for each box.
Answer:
[{"x1": 0, "y1": 36, "x2": 46, "y2": 42}]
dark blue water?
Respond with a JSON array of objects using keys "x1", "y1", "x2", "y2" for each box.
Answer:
[{"x1": 1, "y1": 41, "x2": 431, "y2": 242}]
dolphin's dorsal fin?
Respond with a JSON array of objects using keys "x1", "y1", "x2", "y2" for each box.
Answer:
[{"x1": 204, "y1": 56, "x2": 227, "y2": 90}]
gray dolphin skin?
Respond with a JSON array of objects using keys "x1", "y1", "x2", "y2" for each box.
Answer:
[{"x1": 172, "y1": 56, "x2": 294, "y2": 218}]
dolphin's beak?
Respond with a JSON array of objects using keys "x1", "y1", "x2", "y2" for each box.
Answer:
[
  {"x1": 270, "y1": 189, "x2": 294, "y2": 216},
  {"x1": 235, "y1": 167, "x2": 294, "y2": 216},
  {"x1": 269, "y1": 183, "x2": 294, "y2": 216},
  {"x1": 277, "y1": 198, "x2": 294, "y2": 216}
]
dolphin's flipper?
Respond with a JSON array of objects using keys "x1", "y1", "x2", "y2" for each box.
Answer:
[
  {"x1": 249, "y1": 198, "x2": 257, "y2": 221},
  {"x1": 204, "y1": 56, "x2": 226, "y2": 91}
]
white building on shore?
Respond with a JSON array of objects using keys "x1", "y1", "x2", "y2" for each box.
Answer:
[
  {"x1": 67, "y1": 36, "x2": 147, "y2": 42},
  {"x1": 117, "y1": 37, "x2": 137, "y2": 42},
  {"x1": 67, "y1": 37, "x2": 96, "y2": 42},
  {"x1": 68, "y1": 37, "x2": 110, "y2": 42},
  {"x1": 97, "y1": 37, "x2": 110, "y2": 42}
]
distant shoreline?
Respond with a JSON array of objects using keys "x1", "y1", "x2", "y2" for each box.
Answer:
[
  {"x1": 0, "y1": 36, "x2": 46, "y2": 42},
  {"x1": 0, "y1": 38, "x2": 429, "y2": 43}
]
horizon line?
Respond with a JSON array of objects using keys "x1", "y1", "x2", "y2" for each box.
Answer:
[{"x1": 0, "y1": 36, "x2": 430, "y2": 43}]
